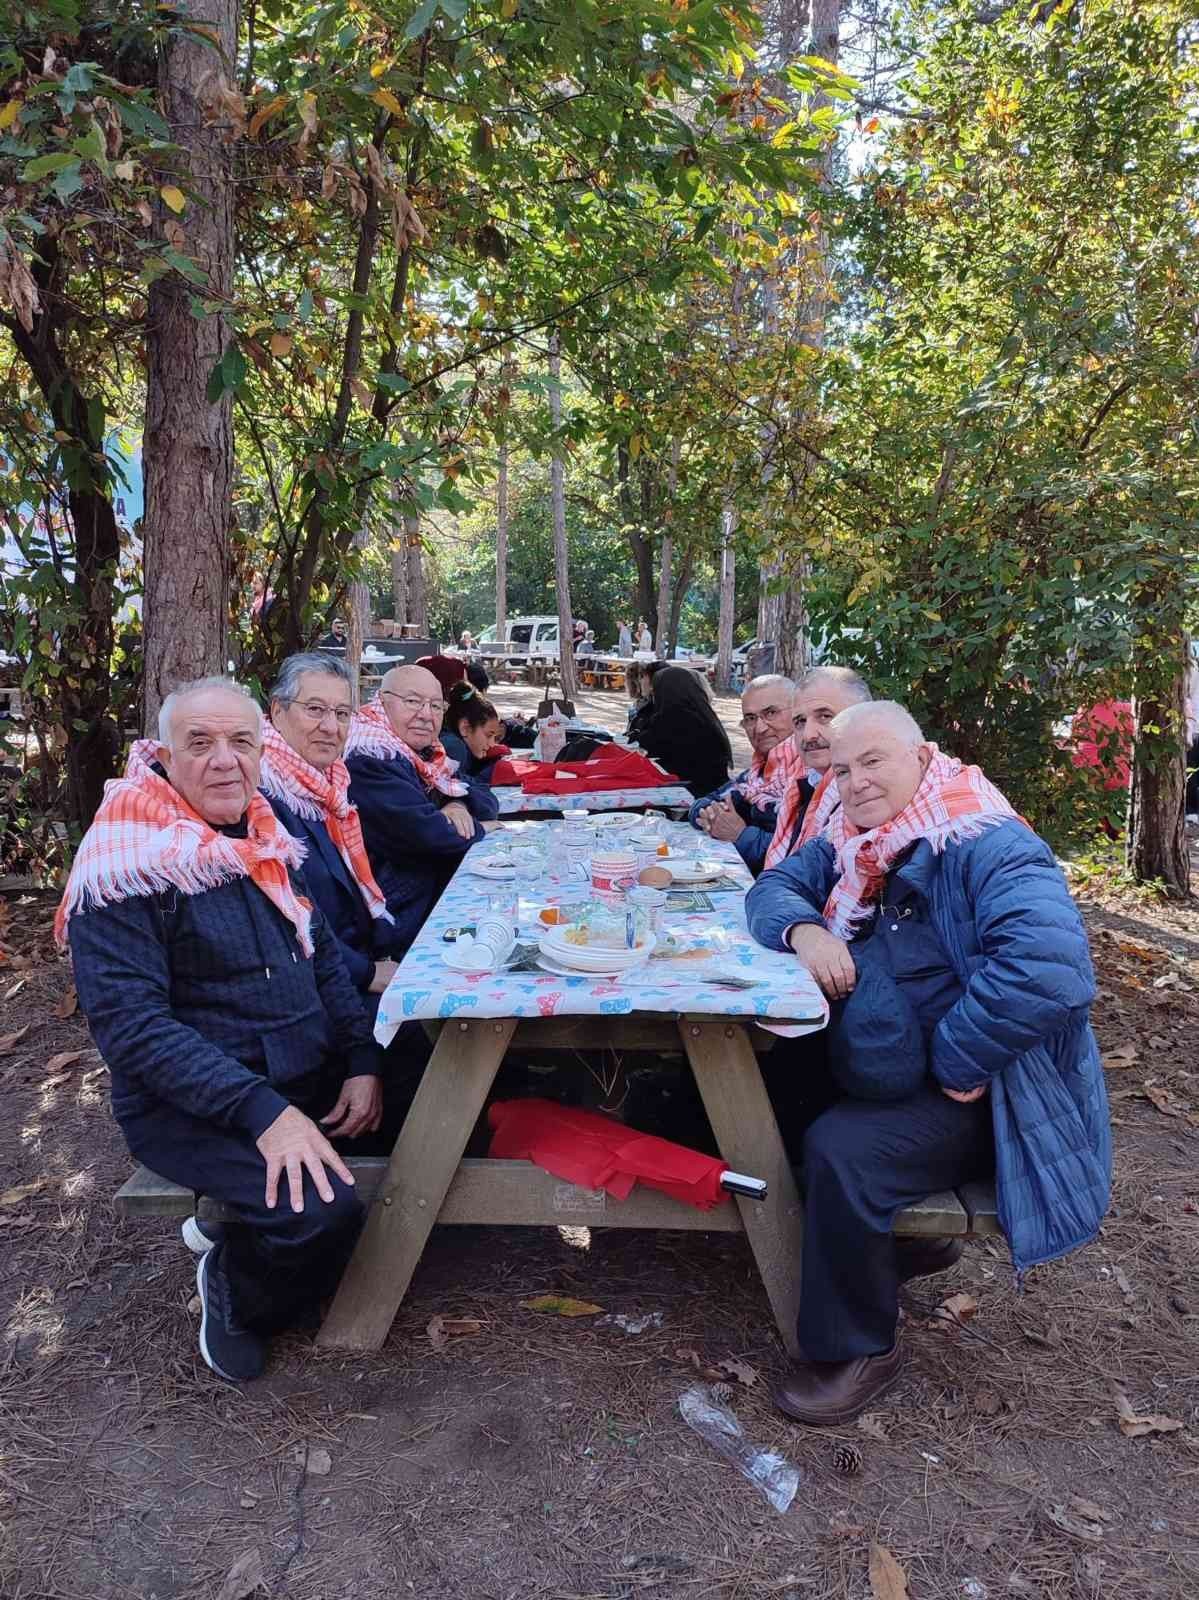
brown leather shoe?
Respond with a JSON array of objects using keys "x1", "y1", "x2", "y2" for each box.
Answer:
[
  {"x1": 773, "y1": 1343, "x2": 905, "y2": 1427},
  {"x1": 895, "y1": 1235, "x2": 964, "y2": 1283}
]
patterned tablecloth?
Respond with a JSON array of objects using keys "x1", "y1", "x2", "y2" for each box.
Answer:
[
  {"x1": 374, "y1": 817, "x2": 828, "y2": 1046},
  {"x1": 493, "y1": 785, "x2": 695, "y2": 816}
]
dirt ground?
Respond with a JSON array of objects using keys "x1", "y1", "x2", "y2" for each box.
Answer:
[{"x1": 2, "y1": 691, "x2": 1197, "y2": 1600}]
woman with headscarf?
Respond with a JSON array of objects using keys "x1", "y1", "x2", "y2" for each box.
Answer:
[{"x1": 637, "y1": 664, "x2": 732, "y2": 798}]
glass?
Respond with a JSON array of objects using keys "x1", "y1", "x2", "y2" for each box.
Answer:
[
  {"x1": 382, "y1": 691, "x2": 449, "y2": 715},
  {"x1": 296, "y1": 701, "x2": 352, "y2": 726},
  {"x1": 740, "y1": 704, "x2": 787, "y2": 727}
]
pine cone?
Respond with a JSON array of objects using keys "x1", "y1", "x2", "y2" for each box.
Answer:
[{"x1": 831, "y1": 1441, "x2": 863, "y2": 1476}]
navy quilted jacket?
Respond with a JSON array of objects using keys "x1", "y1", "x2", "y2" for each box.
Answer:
[
  {"x1": 69, "y1": 873, "x2": 381, "y2": 1142},
  {"x1": 687, "y1": 771, "x2": 780, "y2": 875},
  {"x1": 347, "y1": 750, "x2": 498, "y2": 956},
  {"x1": 746, "y1": 818, "x2": 1112, "y2": 1272}
]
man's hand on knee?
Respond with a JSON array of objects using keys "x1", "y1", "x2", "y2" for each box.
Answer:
[
  {"x1": 320, "y1": 1074, "x2": 383, "y2": 1141},
  {"x1": 787, "y1": 924, "x2": 856, "y2": 1001},
  {"x1": 256, "y1": 1105, "x2": 356, "y2": 1212}
]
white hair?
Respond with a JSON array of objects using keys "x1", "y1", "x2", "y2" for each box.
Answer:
[
  {"x1": 796, "y1": 665, "x2": 872, "y2": 703},
  {"x1": 743, "y1": 673, "x2": 795, "y2": 700},
  {"x1": 158, "y1": 677, "x2": 262, "y2": 748},
  {"x1": 828, "y1": 699, "x2": 925, "y2": 745}
]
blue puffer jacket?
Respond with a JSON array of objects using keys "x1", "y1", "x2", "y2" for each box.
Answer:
[{"x1": 746, "y1": 818, "x2": 1112, "y2": 1273}]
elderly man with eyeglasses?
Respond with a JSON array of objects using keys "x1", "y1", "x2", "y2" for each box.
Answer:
[
  {"x1": 689, "y1": 675, "x2": 800, "y2": 876},
  {"x1": 344, "y1": 664, "x2": 499, "y2": 954}
]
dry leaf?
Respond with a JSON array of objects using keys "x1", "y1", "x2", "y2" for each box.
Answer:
[
  {"x1": 868, "y1": 1541, "x2": 909, "y2": 1600},
  {"x1": 1142, "y1": 1084, "x2": 1184, "y2": 1117},
  {"x1": 932, "y1": 1291, "x2": 979, "y2": 1329},
  {"x1": 1102, "y1": 1042, "x2": 1139, "y2": 1069},
  {"x1": 675, "y1": 1346, "x2": 723, "y2": 1381},
  {"x1": 215, "y1": 1548, "x2": 266, "y2": 1600},
  {"x1": 306, "y1": 1446, "x2": 331, "y2": 1475},
  {"x1": 247, "y1": 94, "x2": 287, "y2": 139},
  {"x1": 0, "y1": 1024, "x2": 31, "y2": 1052},
  {"x1": 0, "y1": 1179, "x2": 44, "y2": 1207},
  {"x1": 269, "y1": 332, "x2": 292, "y2": 358},
  {"x1": 349, "y1": 376, "x2": 373, "y2": 411},
  {"x1": 716, "y1": 1356, "x2": 758, "y2": 1389},
  {"x1": 1042, "y1": 1501, "x2": 1106, "y2": 1541},
  {"x1": 1113, "y1": 1388, "x2": 1183, "y2": 1439},
  {"x1": 972, "y1": 1389, "x2": 1001, "y2": 1417},
  {"x1": 54, "y1": 987, "x2": 77, "y2": 1018},
  {"x1": 4, "y1": 978, "x2": 26, "y2": 1001},
  {"x1": 0, "y1": 239, "x2": 40, "y2": 334},
  {"x1": 46, "y1": 1050, "x2": 84, "y2": 1073},
  {"x1": 857, "y1": 1411, "x2": 890, "y2": 1442},
  {"x1": 1021, "y1": 1319, "x2": 1061, "y2": 1349},
  {"x1": 426, "y1": 1313, "x2": 483, "y2": 1350},
  {"x1": 829, "y1": 1514, "x2": 865, "y2": 1538},
  {"x1": 160, "y1": 184, "x2": 186, "y2": 213},
  {"x1": 1067, "y1": 1496, "x2": 1113, "y2": 1524},
  {"x1": 43, "y1": 1072, "x2": 71, "y2": 1089},
  {"x1": 520, "y1": 1294, "x2": 602, "y2": 1317}
]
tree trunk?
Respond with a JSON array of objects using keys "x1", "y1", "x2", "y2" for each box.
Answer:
[
  {"x1": 1127, "y1": 606, "x2": 1190, "y2": 896},
  {"x1": 548, "y1": 335, "x2": 577, "y2": 700},
  {"x1": 669, "y1": 545, "x2": 695, "y2": 658},
  {"x1": 715, "y1": 506, "x2": 737, "y2": 691},
  {"x1": 655, "y1": 438, "x2": 679, "y2": 655},
  {"x1": 617, "y1": 446, "x2": 656, "y2": 624},
  {"x1": 405, "y1": 508, "x2": 427, "y2": 634},
  {"x1": 496, "y1": 434, "x2": 509, "y2": 639},
  {"x1": 344, "y1": 524, "x2": 371, "y2": 706},
  {"x1": 5, "y1": 245, "x2": 122, "y2": 825},
  {"x1": 776, "y1": 557, "x2": 813, "y2": 678},
  {"x1": 757, "y1": 564, "x2": 782, "y2": 650},
  {"x1": 141, "y1": 0, "x2": 238, "y2": 731}
]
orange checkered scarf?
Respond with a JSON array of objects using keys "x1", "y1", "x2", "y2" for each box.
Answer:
[
  {"x1": 737, "y1": 733, "x2": 803, "y2": 809},
  {"x1": 54, "y1": 740, "x2": 314, "y2": 955},
  {"x1": 821, "y1": 745, "x2": 1021, "y2": 939},
  {"x1": 763, "y1": 765, "x2": 832, "y2": 870},
  {"x1": 258, "y1": 723, "x2": 390, "y2": 922},
  {"x1": 344, "y1": 696, "x2": 468, "y2": 798}
]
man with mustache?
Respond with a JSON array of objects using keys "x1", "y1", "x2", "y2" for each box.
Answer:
[{"x1": 761, "y1": 666, "x2": 873, "y2": 869}]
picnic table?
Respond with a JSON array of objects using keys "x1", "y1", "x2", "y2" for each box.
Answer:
[
  {"x1": 317, "y1": 819, "x2": 829, "y2": 1355},
  {"x1": 493, "y1": 784, "x2": 695, "y2": 818}
]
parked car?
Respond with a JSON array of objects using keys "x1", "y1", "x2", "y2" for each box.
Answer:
[{"x1": 477, "y1": 615, "x2": 561, "y2": 660}]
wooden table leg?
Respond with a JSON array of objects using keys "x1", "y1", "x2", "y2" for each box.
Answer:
[
  {"x1": 679, "y1": 1018, "x2": 804, "y2": 1359},
  {"x1": 317, "y1": 1017, "x2": 517, "y2": 1351}
]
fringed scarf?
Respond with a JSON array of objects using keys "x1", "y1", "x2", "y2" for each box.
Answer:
[
  {"x1": 258, "y1": 722, "x2": 391, "y2": 922},
  {"x1": 737, "y1": 733, "x2": 803, "y2": 810},
  {"x1": 343, "y1": 696, "x2": 468, "y2": 798},
  {"x1": 54, "y1": 739, "x2": 314, "y2": 954},
  {"x1": 820, "y1": 745, "x2": 1021, "y2": 939}
]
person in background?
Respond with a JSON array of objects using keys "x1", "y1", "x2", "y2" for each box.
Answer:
[
  {"x1": 317, "y1": 618, "x2": 347, "y2": 650},
  {"x1": 690, "y1": 675, "x2": 798, "y2": 875},
  {"x1": 617, "y1": 618, "x2": 633, "y2": 657},
  {"x1": 260, "y1": 653, "x2": 396, "y2": 1007},
  {"x1": 636, "y1": 618, "x2": 654, "y2": 652},
  {"x1": 441, "y1": 680, "x2": 507, "y2": 784},
  {"x1": 747, "y1": 701, "x2": 1109, "y2": 1425},
  {"x1": 762, "y1": 666, "x2": 873, "y2": 869},
  {"x1": 637, "y1": 664, "x2": 732, "y2": 798},
  {"x1": 62, "y1": 678, "x2": 380, "y2": 1382},
  {"x1": 415, "y1": 652, "x2": 467, "y2": 699},
  {"x1": 626, "y1": 660, "x2": 664, "y2": 743},
  {"x1": 346, "y1": 665, "x2": 498, "y2": 954},
  {"x1": 578, "y1": 629, "x2": 596, "y2": 657},
  {"x1": 459, "y1": 630, "x2": 475, "y2": 651},
  {"x1": 572, "y1": 617, "x2": 588, "y2": 647}
]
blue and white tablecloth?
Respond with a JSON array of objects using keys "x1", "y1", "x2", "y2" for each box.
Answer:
[
  {"x1": 493, "y1": 785, "x2": 695, "y2": 816},
  {"x1": 374, "y1": 819, "x2": 827, "y2": 1046}
]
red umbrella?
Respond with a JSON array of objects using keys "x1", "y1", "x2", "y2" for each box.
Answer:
[{"x1": 487, "y1": 1098, "x2": 741, "y2": 1211}]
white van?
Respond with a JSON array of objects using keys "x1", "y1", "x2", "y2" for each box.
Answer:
[{"x1": 477, "y1": 615, "x2": 561, "y2": 659}]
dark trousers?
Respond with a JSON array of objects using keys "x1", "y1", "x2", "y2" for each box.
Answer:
[
  {"x1": 797, "y1": 1083, "x2": 994, "y2": 1362},
  {"x1": 122, "y1": 1069, "x2": 367, "y2": 1335}
]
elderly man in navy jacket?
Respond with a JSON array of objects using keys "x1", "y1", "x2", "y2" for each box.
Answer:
[
  {"x1": 746, "y1": 701, "x2": 1109, "y2": 1426},
  {"x1": 64, "y1": 679, "x2": 381, "y2": 1384},
  {"x1": 345, "y1": 664, "x2": 499, "y2": 953}
]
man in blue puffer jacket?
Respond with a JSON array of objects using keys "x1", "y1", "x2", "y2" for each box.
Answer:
[{"x1": 746, "y1": 701, "x2": 1110, "y2": 1426}]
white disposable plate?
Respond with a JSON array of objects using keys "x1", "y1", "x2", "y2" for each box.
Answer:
[
  {"x1": 535, "y1": 952, "x2": 646, "y2": 979},
  {"x1": 538, "y1": 931, "x2": 656, "y2": 969},
  {"x1": 589, "y1": 811, "x2": 637, "y2": 827},
  {"x1": 464, "y1": 856, "x2": 516, "y2": 880},
  {"x1": 665, "y1": 867, "x2": 725, "y2": 887}
]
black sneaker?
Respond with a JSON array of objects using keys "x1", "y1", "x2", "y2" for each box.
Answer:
[{"x1": 196, "y1": 1244, "x2": 266, "y2": 1382}]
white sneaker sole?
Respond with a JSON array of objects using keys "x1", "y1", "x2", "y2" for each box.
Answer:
[{"x1": 182, "y1": 1215, "x2": 218, "y2": 1255}]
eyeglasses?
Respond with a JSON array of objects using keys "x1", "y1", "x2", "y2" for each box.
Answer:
[
  {"x1": 383, "y1": 691, "x2": 448, "y2": 715},
  {"x1": 295, "y1": 701, "x2": 352, "y2": 726},
  {"x1": 740, "y1": 705, "x2": 788, "y2": 727}
]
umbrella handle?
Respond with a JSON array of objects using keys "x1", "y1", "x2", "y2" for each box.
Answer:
[{"x1": 720, "y1": 1171, "x2": 767, "y2": 1201}]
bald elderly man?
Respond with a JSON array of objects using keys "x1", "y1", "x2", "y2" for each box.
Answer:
[
  {"x1": 345, "y1": 664, "x2": 499, "y2": 954},
  {"x1": 748, "y1": 700, "x2": 1110, "y2": 1424},
  {"x1": 60, "y1": 678, "x2": 382, "y2": 1384},
  {"x1": 689, "y1": 675, "x2": 799, "y2": 875}
]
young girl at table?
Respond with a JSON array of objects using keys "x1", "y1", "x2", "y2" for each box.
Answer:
[{"x1": 442, "y1": 681, "x2": 509, "y2": 784}]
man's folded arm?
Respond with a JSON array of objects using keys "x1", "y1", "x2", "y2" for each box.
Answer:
[
  {"x1": 350, "y1": 757, "x2": 483, "y2": 858},
  {"x1": 68, "y1": 895, "x2": 289, "y2": 1138},
  {"x1": 745, "y1": 840, "x2": 837, "y2": 950}
]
